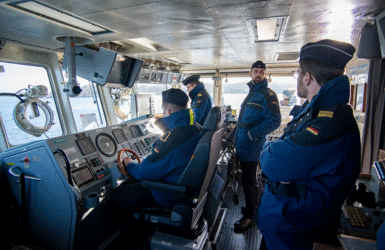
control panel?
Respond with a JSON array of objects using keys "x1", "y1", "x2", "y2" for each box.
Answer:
[
  {"x1": 0, "y1": 116, "x2": 161, "y2": 250},
  {"x1": 340, "y1": 204, "x2": 385, "y2": 240}
]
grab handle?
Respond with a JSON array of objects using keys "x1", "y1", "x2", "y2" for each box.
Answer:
[{"x1": 9, "y1": 166, "x2": 41, "y2": 181}]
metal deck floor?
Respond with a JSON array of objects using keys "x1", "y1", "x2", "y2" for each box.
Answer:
[{"x1": 213, "y1": 185, "x2": 262, "y2": 250}]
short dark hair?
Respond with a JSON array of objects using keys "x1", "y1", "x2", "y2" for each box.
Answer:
[{"x1": 300, "y1": 59, "x2": 344, "y2": 86}]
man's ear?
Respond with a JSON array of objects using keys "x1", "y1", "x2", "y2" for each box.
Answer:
[
  {"x1": 303, "y1": 72, "x2": 313, "y2": 86},
  {"x1": 167, "y1": 109, "x2": 171, "y2": 116}
]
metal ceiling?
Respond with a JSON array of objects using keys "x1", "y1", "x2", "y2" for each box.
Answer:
[{"x1": 0, "y1": 0, "x2": 384, "y2": 72}]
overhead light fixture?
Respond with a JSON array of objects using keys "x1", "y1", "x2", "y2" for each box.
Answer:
[
  {"x1": 246, "y1": 16, "x2": 289, "y2": 43},
  {"x1": 128, "y1": 38, "x2": 158, "y2": 52},
  {"x1": 5, "y1": 1, "x2": 111, "y2": 35},
  {"x1": 275, "y1": 52, "x2": 300, "y2": 61},
  {"x1": 164, "y1": 57, "x2": 190, "y2": 64}
]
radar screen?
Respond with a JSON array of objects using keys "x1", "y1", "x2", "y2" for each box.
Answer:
[
  {"x1": 76, "y1": 136, "x2": 97, "y2": 156},
  {"x1": 95, "y1": 133, "x2": 117, "y2": 157},
  {"x1": 130, "y1": 125, "x2": 142, "y2": 138},
  {"x1": 138, "y1": 122, "x2": 155, "y2": 135},
  {"x1": 72, "y1": 164, "x2": 95, "y2": 187},
  {"x1": 121, "y1": 124, "x2": 134, "y2": 139},
  {"x1": 112, "y1": 128, "x2": 128, "y2": 144}
]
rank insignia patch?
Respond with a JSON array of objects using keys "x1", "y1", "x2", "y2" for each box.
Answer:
[
  {"x1": 161, "y1": 132, "x2": 171, "y2": 142},
  {"x1": 306, "y1": 126, "x2": 320, "y2": 136},
  {"x1": 318, "y1": 111, "x2": 334, "y2": 118},
  {"x1": 154, "y1": 148, "x2": 159, "y2": 153}
]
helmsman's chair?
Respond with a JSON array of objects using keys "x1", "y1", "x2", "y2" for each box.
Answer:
[{"x1": 132, "y1": 106, "x2": 226, "y2": 239}]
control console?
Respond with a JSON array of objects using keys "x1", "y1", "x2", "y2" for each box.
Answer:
[{"x1": 0, "y1": 116, "x2": 161, "y2": 250}]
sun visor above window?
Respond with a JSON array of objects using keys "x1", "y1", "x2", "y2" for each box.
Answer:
[{"x1": 62, "y1": 46, "x2": 117, "y2": 86}]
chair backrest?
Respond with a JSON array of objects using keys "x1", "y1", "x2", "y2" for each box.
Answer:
[
  {"x1": 177, "y1": 106, "x2": 225, "y2": 228},
  {"x1": 177, "y1": 106, "x2": 225, "y2": 188}
]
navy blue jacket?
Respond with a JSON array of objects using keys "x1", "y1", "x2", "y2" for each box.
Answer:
[
  {"x1": 233, "y1": 79, "x2": 281, "y2": 162},
  {"x1": 257, "y1": 75, "x2": 361, "y2": 250},
  {"x1": 126, "y1": 109, "x2": 202, "y2": 209},
  {"x1": 189, "y1": 82, "x2": 213, "y2": 126}
]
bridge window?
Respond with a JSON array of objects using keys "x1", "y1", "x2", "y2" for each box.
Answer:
[
  {"x1": 136, "y1": 83, "x2": 171, "y2": 115},
  {"x1": 67, "y1": 77, "x2": 107, "y2": 132},
  {"x1": 0, "y1": 62, "x2": 63, "y2": 146}
]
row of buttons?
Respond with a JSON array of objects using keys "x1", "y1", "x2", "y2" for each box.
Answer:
[
  {"x1": 90, "y1": 157, "x2": 102, "y2": 167},
  {"x1": 95, "y1": 169, "x2": 109, "y2": 179}
]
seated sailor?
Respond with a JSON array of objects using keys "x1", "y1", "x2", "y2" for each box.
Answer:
[{"x1": 112, "y1": 88, "x2": 203, "y2": 211}]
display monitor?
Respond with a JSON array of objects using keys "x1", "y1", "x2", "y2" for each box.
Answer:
[
  {"x1": 107, "y1": 57, "x2": 144, "y2": 88},
  {"x1": 139, "y1": 70, "x2": 150, "y2": 82},
  {"x1": 167, "y1": 73, "x2": 173, "y2": 83},
  {"x1": 135, "y1": 93, "x2": 155, "y2": 117},
  {"x1": 376, "y1": 9, "x2": 385, "y2": 58},
  {"x1": 161, "y1": 73, "x2": 168, "y2": 82},
  {"x1": 150, "y1": 72, "x2": 157, "y2": 82},
  {"x1": 72, "y1": 165, "x2": 95, "y2": 187},
  {"x1": 62, "y1": 46, "x2": 117, "y2": 86}
]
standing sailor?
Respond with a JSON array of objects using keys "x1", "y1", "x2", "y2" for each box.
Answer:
[
  {"x1": 183, "y1": 75, "x2": 214, "y2": 126},
  {"x1": 257, "y1": 40, "x2": 361, "y2": 250},
  {"x1": 227, "y1": 61, "x2": 281, "y2": 232}
]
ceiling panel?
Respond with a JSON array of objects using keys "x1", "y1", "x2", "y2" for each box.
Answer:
[{"x1": 1, "y1": 0, "x2": 385, "y2": 71}]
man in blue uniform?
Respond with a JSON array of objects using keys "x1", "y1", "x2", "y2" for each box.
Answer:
[
  {"x1": 228, "y1": 61, "x2": 281, "y2": 232},
  {"x1": 257, "y1": 40, "x2": 361, "y2": 250},
  {"x1": 112, "y1": 88, "x2": 203, "y2": 210},
  {"x1": 183, "y1": 75, "x2": 213, "y2": 126}
]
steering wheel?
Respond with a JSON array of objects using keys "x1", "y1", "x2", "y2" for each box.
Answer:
[{"x1": 117, "y1": 148, "x2": 142, "y2": 178}]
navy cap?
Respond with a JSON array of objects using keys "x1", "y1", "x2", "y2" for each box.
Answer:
[
  {"x1": 300, "y1": 39, "x2": 356, "y2": 69},
  {"x1": 182, "y1": 75, "x2": 200, "y2": 85},
  {"x1": 251, "y1": 60, "x2": 266, "y2": 70},
  {"x1": 162, "y1": 88, "x2": 189, "y2": 107}
]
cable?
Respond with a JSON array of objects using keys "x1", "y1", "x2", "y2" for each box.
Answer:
[
  {"x1": 53, "y1": 149, "x2": 73, "y2": 186},
  {"x1": 0, "y1": 93, "x2": 25, "y2": 102}
]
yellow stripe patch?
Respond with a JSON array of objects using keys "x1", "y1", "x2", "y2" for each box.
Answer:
[
  {"x1": 306, "y1": 126, "x2": 319, "y2": 136},
  {"x1": 161, "y1": 132, "x2": 171, "y2": 142},
  {"x1": 189, "y1": 109, "x2": 194, "y2": 125},
  {"x1": 248, "y1": 103, "x2": 263, "y2": 107},
  {"x1": 318, "y1": 111, "x2": 334, "y2": 118}
]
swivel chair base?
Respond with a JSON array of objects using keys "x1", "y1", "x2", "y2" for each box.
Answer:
[{"x1": 150, "y1": 219, "x2": 209, "y2": 250}]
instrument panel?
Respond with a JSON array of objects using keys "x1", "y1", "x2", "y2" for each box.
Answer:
[
  {"x1": 0, "y1": 116, "x2": 160, "y2": 250},
  {"x1": 46, "y1": 117, "x2": 160, "y2": 193}
]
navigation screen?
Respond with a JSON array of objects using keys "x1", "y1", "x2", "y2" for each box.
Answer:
[
  {"x1": 76, "y1": 136, "x2": 97, "y2": 155},
  {"x1": 112, "y1": 128, "x2": 128, "y2": 144},
  {"x1": 121, "y1": 124, "x2": 134, "y2": 139},
  {"x1": 130, "y1": 125, "x2": 142, "y2": 138},
  {"x1": 72, "y1": 166, "x2": 94, "y2": 187}
]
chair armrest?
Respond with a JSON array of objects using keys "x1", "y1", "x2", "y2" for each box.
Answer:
[{"x1": 141, "y1": 180, "x2": 191, "y2": 199}]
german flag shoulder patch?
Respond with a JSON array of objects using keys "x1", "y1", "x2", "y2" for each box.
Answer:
[{"x1": 306, "y1": 126, "x2": 320, "y2": 136}]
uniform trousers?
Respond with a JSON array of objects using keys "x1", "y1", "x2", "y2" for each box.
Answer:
[
  {"x1": 240, "y1": 160, "x2": 259, "y2": 218},
  {"x1": 111, "y1": 180, "x2": 162, "y2": 211}
]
